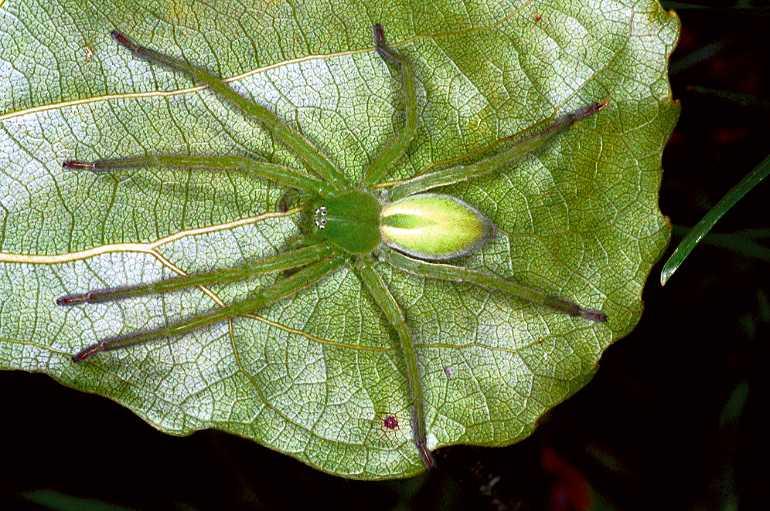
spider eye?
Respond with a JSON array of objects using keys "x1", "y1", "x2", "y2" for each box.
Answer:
[
  {"x1": 380, "y1": 193, "x2": 494, "y2": 260},
  {"x1": 314, "y1": 206, "x2": 328, "y2": 229}
]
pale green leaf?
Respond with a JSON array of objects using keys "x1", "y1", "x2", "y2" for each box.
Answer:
[{"x1": 0, "y1": 0, "x2": 679, "y2": 478}]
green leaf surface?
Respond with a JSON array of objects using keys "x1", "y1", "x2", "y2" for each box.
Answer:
[{"x1": 0, "y1": 0, "x2": 679, "y2": 478}]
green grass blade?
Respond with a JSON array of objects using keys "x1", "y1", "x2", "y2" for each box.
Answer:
[
  {"x1": 687, "y1": 86, "x2": 770, "y2": 111},
  {"x1": 23, "y1": 490, "x2": 136, "y2": 511},
  {"x1": 671, "y1": 226, "x2": 770, "y2": 263},
  {"x1": 661, "y1": 2, "x2": 770, "y2": 15},
  {"x1": 669, "y1": 42, "x2": 724, "y2": 75},
  {"x1": 737, "y1": 228, "x2": 770, "y2": 239},
  {"x1": 661, "y1": 154, "x2": 770, "y2": 285}
]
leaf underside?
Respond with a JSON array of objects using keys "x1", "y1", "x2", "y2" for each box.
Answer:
[{"x1": 0, "y1": 0, "x2": 679, "y2": 478}]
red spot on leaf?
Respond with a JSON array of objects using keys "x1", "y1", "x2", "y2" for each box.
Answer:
[{"x1": 382, "y1": 415, "x2": 399, "y2": 430}]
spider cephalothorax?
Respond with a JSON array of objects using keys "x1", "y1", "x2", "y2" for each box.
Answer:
[{"x1": 58, "y1": 24, "x2": 607, "y2": 469}]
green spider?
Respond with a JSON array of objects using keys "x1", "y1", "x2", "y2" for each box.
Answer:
[{"x1": 58, "y1": 25, "x2": 607, "y2": 469}]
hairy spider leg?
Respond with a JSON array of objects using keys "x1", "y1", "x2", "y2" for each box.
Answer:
[
  {"x1": 57, "y1": 243, "x2": 333, "y2": 306},
  {"x1": 69, "y1": 255, "x2": 346, "y2": 362},
  {"x1": 63, "y1": 155, "x2": 330, "y2": 197},
  {"x1": 109, "y1": 30, "x2": 349, "y2": 190},
  {"x1": 388, "y1": 100, "x2": 608, "y2": 201},
  {"x1": 353, "y1": 258, "x2": 434, "y2": 469},
  {"x1": 382, "y1": 249, "x2": 607, "y2": 322},
  {"x1": 363, "y1": 24, "x2": 418, "y2": 186}
]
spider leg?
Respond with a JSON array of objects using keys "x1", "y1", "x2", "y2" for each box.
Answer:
[
  {"x1": 109, "y1": 31, "x2": 348, "y2": 189},
  {"x1": 382, "y1": 248, "x2": 607, "y2": 322},
  {"x1": 70, "y1": 254, "x2": 345, "y2": 362},
  {"x1": 387, "y1": 100, "x2": 608, "y2": 200},
  {"x1": 364, "y1": 24, "x2": 418, "y2": 186},
  {"x1": 353, "y1": 257, "x2": 434, "y2": 469},
  {"x1": 63, "y1": 155, "x2": 330, "y2": 196},
  {"x1": 57, "y1": 243, "x2": 333, "y2": 306},
  {"x1": 276, "y1": 188, "x2": 315, "y2": 236}
]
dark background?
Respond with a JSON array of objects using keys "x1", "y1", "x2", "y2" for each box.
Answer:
[{"x1": 2, "y1": 2, "x2": 768, "y2": 510}]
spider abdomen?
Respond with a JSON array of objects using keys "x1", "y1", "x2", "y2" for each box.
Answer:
[{"x1": 380, "y1": 193, "x2": 494, "y2": 260}]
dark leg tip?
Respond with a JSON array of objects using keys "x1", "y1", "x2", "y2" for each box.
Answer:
[
  {"x1": 581, "y1": 309, "x2": 608, "y2": 323},
  {"x1": 417, "y1": 440, "x2": 435, "y2": 470},
  {"x1": 111, "y1": 30, "x2": 131, "y2": 47},
  {"x1": 56, "y1": 293, "x2": 90, "y2": 306},
  {"x1": 545, "y1": 296, "x2": 607, "y2": 323},
  {"x1": 372, "y1": 23, "x2": 385, "y2": 45},
  {"x1": 62, "y1": 160, "x2": 95, "y2": 171},
  {"x1": 569, "y1": 100, "x2": 609, "y2": 124},
  {"x1": 72, "y1": 343, "x2": 102, "y2": 363},
  {"x1": 110, "y1": 30, "x2": 142, "y2": 55},
  {"x1": 371, "y1": 23, "x2": 398, "y2": 63},
  {"x1": 582, "y1": 99, "x2": 609, "y2": 118}
]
